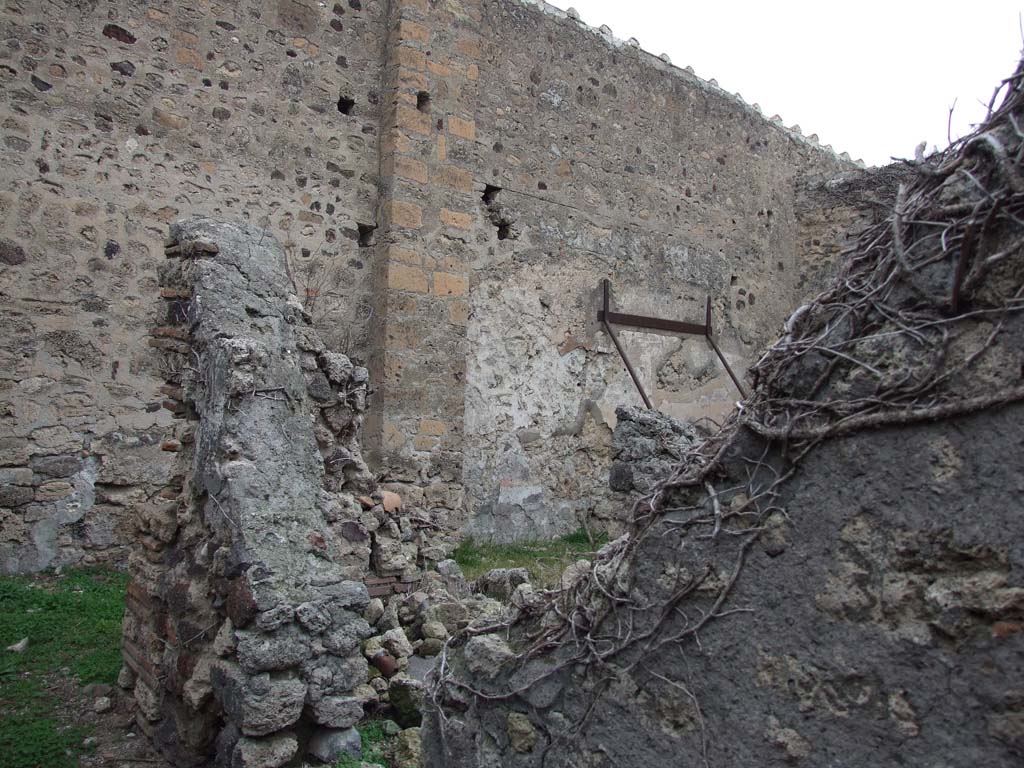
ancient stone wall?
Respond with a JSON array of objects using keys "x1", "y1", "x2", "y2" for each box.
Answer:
[
  {"x1": 0, "y1": 0, "x2": 386, "y2": 571},
  {"x1": 365, "y1": 0, "x2": 877, "y2": 543},
  {"x1": 123, "y1": 218, "x2": 398, "y2": 767},
  {"x1": 421, "y1": 72, "x2": 1024, "y2": 766},
  {"x1": 1, "y1": 0, "x2": 877, "y2": 570}
]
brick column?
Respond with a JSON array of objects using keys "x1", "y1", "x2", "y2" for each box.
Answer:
[{"x1": 369, "y1": 0, "x2": 483, "y2": 512}]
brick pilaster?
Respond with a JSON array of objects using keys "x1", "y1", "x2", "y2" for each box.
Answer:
[{"x1": 368, "y1": 0, "x2": 483, "y2": 497}]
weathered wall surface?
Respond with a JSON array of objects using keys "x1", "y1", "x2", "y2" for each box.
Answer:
[
  {"x1": 0, "y1": 0, "x2": 386, "y2": 571},
  {"x1": 125, "y1": 218, "x2": 387, "y2": 767},
  {"x1": 1, "y1": 0, "x2": 878, "y2": 569},
  {"x1": 449, "y1": 1, "x2": 869, "y2": 540},
  {"x1": 427, "y1": 406, "x2": 1024, "y2": 767},
  {"x1": 422, "y1": 74, "x2": 1024, "y2": 765}
]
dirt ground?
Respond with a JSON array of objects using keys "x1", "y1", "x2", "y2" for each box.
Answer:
[{"x1": 49, "y1": 671, "x2": 169, "y2": 768}]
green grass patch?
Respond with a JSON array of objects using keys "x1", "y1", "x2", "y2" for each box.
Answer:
[
  {"x1": 453, "y1": 527, "x2": 608, "y2": 587},
  {"x1": 0, "y1": 568, "x2": 128, "y2": 768},
  {"x1": 334, "y1": 719, "x2": 395, "y2": 767}
]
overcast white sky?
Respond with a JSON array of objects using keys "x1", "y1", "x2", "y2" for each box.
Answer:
[{"x1": 548, "y1": 0, "x2": 1024, "y2": 166}]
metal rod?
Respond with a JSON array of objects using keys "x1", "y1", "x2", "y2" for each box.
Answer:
[
  {"x1": 601, "y1": 279, "x2": 653, "y2": 409},
  {"x1": 705, "y1": 331, "x2": 748, "y2": 400},
  {"x1": 599, "y1": 310, "x2": 707, "y2": 336}
]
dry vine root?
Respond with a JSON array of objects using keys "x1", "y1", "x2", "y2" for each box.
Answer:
[{"x1": 428, "y1": 61, "x2": 1024, "y2": 765}]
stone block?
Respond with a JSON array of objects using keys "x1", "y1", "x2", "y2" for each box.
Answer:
[
  {"x1": 311, "y1": 695, "x2": 363, "y2": 728},
  {"x1": 389, "y1": 246, "x2": 421, "y2": 265},
  {"x1": 392, "y1": 155, "x2": 428, "y2": 185},
  {"x1": 398, "y1": 19, "x2": 430, "y2": 44},
  {"x1": 439, "y1": 209, "x2": 473, "y2": 230},
  {"x1": 419, "y1": 419, "x2": 446, "y2": 436},
  {"x1": 234, "y1": 626, "x2": 311, "y2": 674},
  {"x1": 449, "y1": 298, "x2": 470, "y2": 326},
  {"x1": 395, "y1": 46, "x2": 426, "y2": 72},
  {"x1": 231, "y1": 733, "x2": 298, "y2": 768},
  {"x1": 153, "y1": 107, "x2": 188, "y2": 129},
  {"x1": 322, "y1": 616, "x2": 372, "y2": 656},
  {"x1": 0, "y1": 468, "x2": 32, "y2": 485},
  {"x1": 395, "y1": 105, "x2": 431, "y2": 136},
  {"x1": 447, "y1": 115, "x2": 476, "y2": 141},
  {"x1": 388, "y1": 264, "x2": 429, "y2": 293},
  {"x1": 387, "y1": 200, "x2": 423, "y2": 230},
  {"x1": 211, "y1": 663, "x2": 306, "y2": 737},
  {"x1": 307, "y1": 727, "x2": 360, "y2": 764},
  {"x1": 427, "y1": 60, "x2": 454, "y2": 78},
  {"x1": 0, "y1": 485, "x2": 34, "y2": 507},
  {"x1": 433, "y1": 271, "x2": 469, "y2": 295},
  {"x1": 435, "y1": 165, "x2": 473, "y2": 192},
  {"x1": 34, "y1": 480, "x2": 73, "y2": 502},
  {"x1": 455, "y1": 36, "x2": 482, "y2": 59}
]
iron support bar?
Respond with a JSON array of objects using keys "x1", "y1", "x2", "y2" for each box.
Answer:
[
  {"x1": 600, "y1": 279, "x2": 653, "y2": 409},
  {"x1": 600, "y1": 310, "x2": 707, "y2": 337},
  {"x1": 705, "y1": 331, "x2": 748, "y2": 401},
  {"x1": 597, "y1": 279, "x2": 748, "y2": 407}
]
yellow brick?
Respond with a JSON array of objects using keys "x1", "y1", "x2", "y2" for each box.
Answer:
[
  {"x1": 437, "y1": 134, "x2": 447, "y2": 161},
  {"x1": 384, "y1": 355, "x2": 404, "y2": 386},
  {"x1": 393, "y1": 155, "x2": 428, "y2": 184},
  {"x1": 456, "y1": 36, "x2": 482, "y2": 59},
  {"x1": 396, "y1": 104, "x2": 431, "y2": 135},
  {"x1": 389, "y1": 246, "x2": 421, "y2": 265},
  {"x1": 448, "y1": 115, "x2": 476, "y2": 141},
  {"x1": 395, "y1": 0, "x2": 428, "y2": 10},
  {"x1": 433, "y1": 270, "x2": 469, "y2": 296},
  {"x1": 467, "y1": 63, "x2": 479, "y2": 81},
  {"x1": 396, "y1": 46, "x2": 426, "y2": 72},
  {"x1": 439, "y1": 209, "x2": 472, "y2": 230},
  {"x1": 414, "y1": 435, "x2": 439, "y2": 451},
  {"x1": 382, "y1": 128, "x2": 412, "y2": 156},
  {"x1": 388, "y1": 263, "x2": 429, "y2": 293},
  {"x1": 173, "y1": 29, "x2": 200, "y2": 46},
  {"x1": 449, "y1": 299, "x2": 470, "y2": 326},
  {"x1": 174, "y1": 47, "x2": 204, "y2": 71},
  {"x1": 435, "y1": 165, "x2": 473, "y2": 192},
  {"x1": 148, "y1": 8, "x2": 170, "y2": 23},
  {"x1": 389, "y1": 325, "x2": 423, "y2": 349},
  {"x1": 398, "y1": 67, "x2": 429, "y2": 91},
  {"x1": 419, "y1": 419, "x2": 446, "y2": 436},
  {"x1": 427, "y1": 60, "x2": 453, "y2": 77},
  {"x1": 383, "y1": 420, "x2": 408, "y2": 452},
  {"x1": 398, "y1": 18, "x2": 430, "y2": 43},
  {"x1": 387, "y1": 200, "x2": 423, "y2": 229}
]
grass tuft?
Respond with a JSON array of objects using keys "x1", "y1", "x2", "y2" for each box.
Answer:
[
  {"x1": 334, "y1": 719, "x2": 394, "y2": 767},
  {"x1": 453, "y1": 527, "x2": 608, "y2": 587}
]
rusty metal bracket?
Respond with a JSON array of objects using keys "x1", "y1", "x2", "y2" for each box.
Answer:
[{"x1": 597, "y1": 279, "x2": 748, "y2": 409}]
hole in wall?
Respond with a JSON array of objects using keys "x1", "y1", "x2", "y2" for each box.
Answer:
[
  {"x1": 337, "y1": 95, "x2": 355, "y2": 115},
  {"x1": 481, "y1": 185, "x2": 518, "y2": 241},
  {"x1": 357, "y1": 223, "x2": 376, "y2": 247},
  {"x1": 482, "y1": 184, "x2": 501, "y2": 204},
  {"x1": 416, "y1": 91, "x2": 431, "y2": 113}
]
